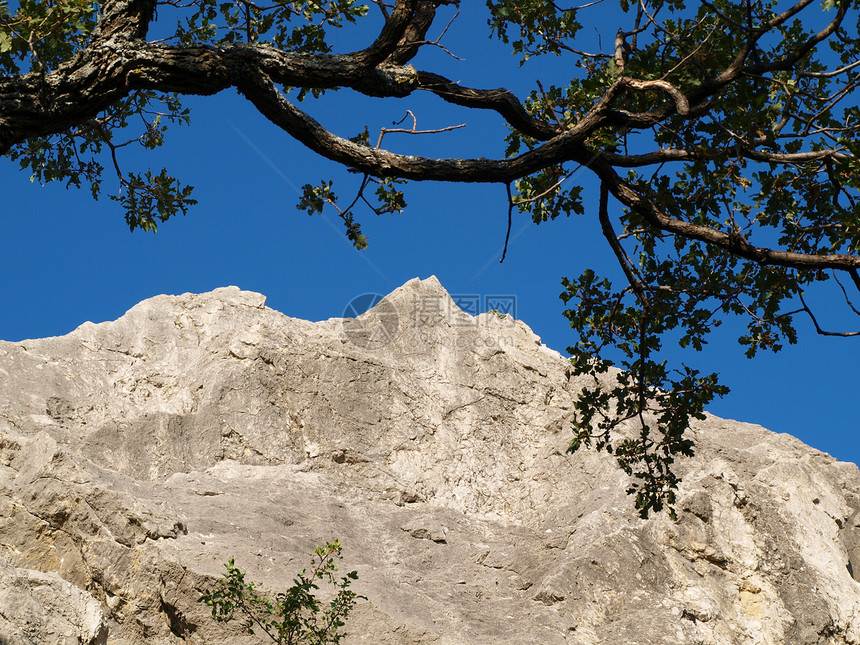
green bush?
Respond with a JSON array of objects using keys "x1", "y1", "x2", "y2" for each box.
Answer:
[{"x1": 199, "y1": 540, "x2": 364, "y2": 644}]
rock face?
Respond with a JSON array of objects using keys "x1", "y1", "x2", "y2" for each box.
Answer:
[{"x1": 1, "y1": 277, "x2": 859, "y2": 644}]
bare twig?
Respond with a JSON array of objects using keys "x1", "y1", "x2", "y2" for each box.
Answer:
[
  {"x1": 796, "y1": 292, "x2": 860, "y2": 336},
  {"x1": 375, "y1": 110, "x2": 466, "y2": 148}
]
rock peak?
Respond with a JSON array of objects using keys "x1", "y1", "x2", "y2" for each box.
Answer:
[{"x1": 375, "y1": 275, "x2": 455, "y2": 311}]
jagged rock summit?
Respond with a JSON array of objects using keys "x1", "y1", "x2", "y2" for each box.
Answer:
[{"x1": 1, "y1": 277, "x2": 859, "y2": 644}]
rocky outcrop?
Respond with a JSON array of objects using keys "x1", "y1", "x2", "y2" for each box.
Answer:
[
  {"x1": 0, "y1": 558, "x2": 107, "y2": 645},
  {"x1": 1, "y1": 277, "x2": 859, "y2": 644}
]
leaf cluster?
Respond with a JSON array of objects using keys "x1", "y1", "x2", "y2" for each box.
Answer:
[
  {"x1": 0, "y1": 0, "x2": 96, "y2": 74},
  {"x1": 7, "y1": 89, "x2": 194, "y2": 232},
  {"x1": 487, "y1": 0, "x2": 582, "y2": 63},
  {"x1": 174, "y1": 0, "x2": 368, "y2": 53},
  {"x1": 298, "y1": 172, "x2": 407, "y2": 249},
  {"x1": 199, "y1": 540, "x2": 364, "y2": 645},
  {"x1": 562, "y1": 266, "x2": 730, "y2": 519}
]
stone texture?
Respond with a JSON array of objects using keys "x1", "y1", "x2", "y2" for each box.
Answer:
[
  {"x1": 0, "y1": 278, "x2": 858, "y2": 644},
  {"x1": 0, "y1": 558, "x2": 107, "y2": 644}
]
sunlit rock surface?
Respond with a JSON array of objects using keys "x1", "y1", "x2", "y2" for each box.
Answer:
[{"x1": 1, "y1": 278, "x2": 859, "y2": 644}]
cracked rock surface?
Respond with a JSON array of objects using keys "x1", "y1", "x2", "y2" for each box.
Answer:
[{"x1": 1, "y1": 277, "x2": 859, "y2": 644}]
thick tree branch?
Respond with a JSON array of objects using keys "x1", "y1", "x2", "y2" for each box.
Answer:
[
  {"x1": 0, "y1": 39, "x2": 420, "y2": 155},
  {"x1": 417, "y1": 71, "x2": 561, "y2": 140},
  {"x1": 625, "y1": 78, "x2": 689, "y2": 115},
  {"x1": 236, "y1": 69, "x2": 628, "y2": 182},
  {"x1": 91, "y1": 0, "x2": 156, "y2": 40},
  {"x1": 592, "y1": 160, "x2": 860, "y2": 272},
  {"x1": 355, "y1": 0, "x2": 418, "y2": 66},
  {"x1": 385, "y1": 0, "x2": 460, "y2": 65},
  {"x1": 600, "y1": 146, "x2": 850, "y2": 167},
  {"x1": 237, "y1": 69, "x2": 518, "y2": 181}
]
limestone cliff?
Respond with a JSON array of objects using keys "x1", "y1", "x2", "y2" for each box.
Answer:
[{"x1": 1, "y1": 277, "x2": 858, "y2": 644}]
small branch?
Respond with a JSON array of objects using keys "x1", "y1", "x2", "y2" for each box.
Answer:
[
  {"x1": 377, "y1": 121, "x2": 465, "y2": 143},
  {"x1": 598, "y1": 182, "x2": 648, "y2": 305},
  {"x1": 536, "y1": 79, "x2": 564, "y2": 127},
  {"x1": 834, "y1": 272, "x2": 860, "y2": 316},
  {"x1": 511, "y1": 167, "x2": 576, "y2": 206},
  {"x1": 374, "y1": 109, "x2": 465, "y2": 149},
  {"x1": 798, "y1": 58, "x2": 860, "y2": 78},
  {"x1": 397, "y1": 7, "x2": 463, "y2": 61},
  {"x1": 624, "y1": 78, "x2": 690, "y2": 115},
  {"x1": 501, "y1": 182, "x2": 513, "y2": 263},
  {"x1": 698, "y1": 0, "x2": 747, "y2": 31},
  {"x1": 797, "y1": 292, "x2": 860, "y2": 336}
]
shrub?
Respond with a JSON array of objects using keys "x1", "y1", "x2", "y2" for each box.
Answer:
[{"x1": 199, "y1": 540, "x2": 364, "y2": 644}]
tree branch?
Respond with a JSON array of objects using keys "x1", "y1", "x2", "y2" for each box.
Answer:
[
  {"x1": 796, "y1": 292, "x2": 860, "y2": 336},
  {"x1": 592, "y1": 159, "x2": 860, "y2": 272},
  {"x1": 235, "y1": 69, "x2": 629, "y2": 183},
  {"x1": 417, "y1": 71, "x2": 561, "y2": 140},
  {"x1": 91, "y1": 0, "x2": 157, "y2": 40},
  {"x1": 598, "y1": 181, "x2": 648, "y2": 304},
  {"x1": 0, "y1": 39, "x2": 420, "y2": 155},
  {"x1": 355, "y1": 0, "x2": 418, "y2": 66},
  {"x1": 384, "y1": 0, "x2": 460, "y2": 65}
]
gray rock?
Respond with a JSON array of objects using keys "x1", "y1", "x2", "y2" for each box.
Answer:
[
  {"x1": 0, "y1": 278, "x2": 858, "y2": 644},
  {"x1": 0, "y1": 558, "x2": 107, "y2": 645}
]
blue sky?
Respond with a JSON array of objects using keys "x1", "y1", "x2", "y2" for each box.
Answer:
[{"x1": 1, "y1": 3, "x2": 858, "y2": 465}]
